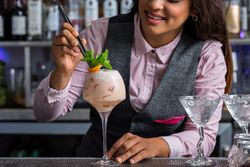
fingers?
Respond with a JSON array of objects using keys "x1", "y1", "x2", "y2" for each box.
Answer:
[
  {"x1": 81, "y1": 39, "x2": 87, "y2": 49},
  {"x1": 114, "y1": 135, "x2": 141, "y2": 158},
  {"x1": 63, "y1": 23, "x2": 79, "y2": 37},
  {"x1": 108, "y1": 135, "x2": 166, "y2": 164},
  {"x1": 62, "y1": 29, "x2": 78, "y2": 47},
  {"x1": 53, "y1": 23, "x2": 79, "y2": 48},
  {"x1": 129, "y1": 150, "x2": 150, "y2": 164},
  {"x1": 60, "y1": 45, "x2": 81, "y2": 57},
  {"x1": 53, "y1": 35, "x2": 71, "y2": 48},
  {"x1": 108, "y1": 133, "x2": 134, "y2": 158},
  {"x1": 115, "y1": 142, "x2": 145, "y2": 164},
  {"x1": 108, "y1": 133, "x2": 151, "y2": 164}
]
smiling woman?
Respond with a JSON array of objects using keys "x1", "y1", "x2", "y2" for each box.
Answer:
[
  {"x1": 138, "y1": 0, "x2": 192, "y2": 47},
  {"x1": 33, "y1": 0, "x2": 233, "y2": 165}
]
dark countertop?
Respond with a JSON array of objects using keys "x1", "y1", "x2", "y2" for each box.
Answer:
[{"x1": 0, "y1": 157, "x2": 229, "y2": 167}]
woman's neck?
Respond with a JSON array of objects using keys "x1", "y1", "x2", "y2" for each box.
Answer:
[{"x1": 141, "y1": 25, "x2": 183, "y2": 48}]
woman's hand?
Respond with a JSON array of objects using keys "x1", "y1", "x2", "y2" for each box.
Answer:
[
  {"x1": 107, "y1": 133, "x2": 170, "y2": 164},
  {"x1": 52, "y1": 23, "x2": 84, "y2": 75},
  {"x1": 50, "y1": 23, "x2": 85, "y2": 90}
]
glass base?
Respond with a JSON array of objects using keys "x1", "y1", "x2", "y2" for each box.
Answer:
[
  {"x1": 90, "y1": 159, "x2": 120, "y2": 167},
  {"x1": 185, "y1": 156, "x2": 214, "y2": 167}
]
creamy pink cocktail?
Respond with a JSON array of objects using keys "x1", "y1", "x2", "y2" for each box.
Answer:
[
  {"x1": 83, "y1": 69, "x2": 126, "y2": 166},
  {"x1": 83, "y1": 69, "x2": 126, "y2": 112}
]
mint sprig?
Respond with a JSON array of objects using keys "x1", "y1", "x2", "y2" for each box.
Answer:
[{"x1": 81, "y1": 49, "x2": 112, "y2": 70}]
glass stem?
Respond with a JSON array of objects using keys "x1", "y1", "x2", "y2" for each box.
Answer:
[
  {"x1": 99, "y1": 112, "x2": 110, "y2": 161},
  {"x1": 197, "y1": 126, "x2": 204, "y2": 158},
  {"x1": 242, "y1": 125, "x2": 249, "y2": 134}
]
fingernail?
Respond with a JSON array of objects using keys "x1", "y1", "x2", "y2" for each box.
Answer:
[
  {"x1": 74, "y1": 47, "x2": 80, "y2": 52},
  {"x1": 72, "y1": 41, "x2": 78, "y2": 46},
  {"x1": 73, "y1": 31, "x2": 79, "y2": 36},
  {"x1": 130, "y1": 159, "x2": 135, "y2": 164},
  {"x1": 116, "y1": 157, "x2": 122, "y2": 163}
]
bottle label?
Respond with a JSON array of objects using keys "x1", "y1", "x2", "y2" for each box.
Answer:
[
  {"x1": 120, "y1": 0, "x2": 133, "y2": 14},
  {"x1": 0, "y1": 15, "x2": 3, "y2": 37},
  {"x1": 12, "y1": 16, "x2": 26, "y2": 35},
  {"x1": 85, "y1": 0, "x2": 99, "y2": 27},
  {"x1": 68, "y1": 0, "x2": 81, "y2": 32},
  {"x1": 241, "y1": 7, "x2": 248, "y2": 31},
  {"x1": 47, "y1": 6, "x2": 59, "y2": 32},
  {"x1": 28, "y1": 0, "x2": 42, "y2": 35},
  {"x1": 104, "y1": 0, "x2": 118, "y2": 18},
  {"x1": 226, "y1": 5, "x2": 240, "y2": 34}
]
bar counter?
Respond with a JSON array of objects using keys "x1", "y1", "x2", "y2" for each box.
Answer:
[{"x1": 0, "y1": 157, "x2": 229, "y2": 167}]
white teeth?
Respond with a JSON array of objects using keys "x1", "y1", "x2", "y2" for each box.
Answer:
[{"x1": 147, "y1": 12, "x2": 163, "y2": 20}]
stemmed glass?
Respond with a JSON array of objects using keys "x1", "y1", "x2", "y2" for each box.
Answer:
[
  {"x1": 83, "y1": 69, "x2": 126, "y2": 166},
  {"x1": 179, "y1": 95, "x2": 221, "y2": 166},
  {"x1": 222, "y1": 94, "x2": 250, "y2": 134}
]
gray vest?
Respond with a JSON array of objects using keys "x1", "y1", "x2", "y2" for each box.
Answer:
[{"x1": 75, "y1": 14, "x2": 204, "y2": 157}]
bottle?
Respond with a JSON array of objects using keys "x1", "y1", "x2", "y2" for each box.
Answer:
[
  {"x1": 240, "y1": 0, "x2": 248, "y2": 38},
  {"x1": 27, "y1": 0, "x2": 42, "y2": 40},
  {"x1": 225, "y1": 0, "x2": 240, "y2": 38},
  {"x1": 44, "y1": 0, "x2": 60, "y2": 40},
  {"x1": 0, "y1": 60, "x2": 7, "y2": 107},
  {"x1": 11, "y1": 0, "x2": 27, "y2": 41},
  {"x1": 247, "y1": 0, "x2": 250, "y2": 35},
  {"x1": 103, "y1": 0, "x2": 118, "y2": 18},
  {"x1": 231, "y1": 51, "x2": 240, "y2": 94},
  {"x1": 3, "y1": 0, "x2": 12, "y2": 40},
  {"x1": 0, "y1": 1, "x2": 5, "y2": 40},
  {"x1": 85, "y1": 0, "x2": 99, "y2": 27},
  {"x1": 68, "y1": 0, "x2": 82, "y2": 32},
  {"x1": 120, "y1": 0, "x2": 133, "y2": 14}
]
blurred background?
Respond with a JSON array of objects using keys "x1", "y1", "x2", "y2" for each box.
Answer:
[{"x1": 0, "y1": 0, "x2": 249, "y2": 158}]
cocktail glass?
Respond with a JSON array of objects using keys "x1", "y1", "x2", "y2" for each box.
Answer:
[
  {"x1": 179, "y1": 95, "x2": 221, "y2": 166},
  {"x1": 83, "y1": 69, "x2": 126, "y2": 166},
  {"x1": 222, "y1": 94, "x2": 250, "y2": 133}
]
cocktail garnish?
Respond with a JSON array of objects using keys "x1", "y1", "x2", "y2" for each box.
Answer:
[{"x1": 81, "y1": 49, "x2": 112, "y2": 72}]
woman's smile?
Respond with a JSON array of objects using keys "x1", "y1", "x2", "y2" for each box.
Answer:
[{"x1": 145, "y1": 11, "x2": 166, "y2": 25}]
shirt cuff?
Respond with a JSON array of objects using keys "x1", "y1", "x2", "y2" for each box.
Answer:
[
  {"x1": 162, "y1": 136, "x2": 184, "y2": 157},
  {"x1": 42, "y1": 72, "x2": 71, "y2": 104}
]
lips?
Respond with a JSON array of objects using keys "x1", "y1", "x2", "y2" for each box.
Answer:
[
  {"x1": 147, "y1": 12, "x2": 165, "y2": 20},
  {"x1": 145, "y1": 11, "x2": 165, "y2": 25}
]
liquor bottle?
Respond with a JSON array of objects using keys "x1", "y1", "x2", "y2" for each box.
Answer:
[
  {"x1": 231, "y1": 50, "x2": 240, "y2": 94},
  {"x1": 3, "y1": 0, "x2": 12, "y2": 40},
  {"x1": 103, "y1": 0, "x2": 118, "y2": 18},
  {"x1": 11, "y1": 0, "x2": 27, "y2": 41},
  {"x1": 247, "y1": 0, "x2": 250, "y2": 35},
  {"x1": 120, "y1": 0, "x2": 133, "y2": 14},
  {"x1": 0, "y1": 60, "x2": 7, "y2": 107},
  {"x1": 225, "y1": 0, "x2": 240, "y2": 38},
  {"x1": 0, "y1": 1, "x2": 5, "y2": 40},
  {"x1": 240, "y1": 0, "x2": 248, "y2": 38},
  {"x1": 68, "y1": 0, "x2": 81, "y2": 32},
  {"x1": 44, "y1": 0, "x2": 60, "y2": 40},
  {"x1": 85, "y1": 0, "x2": 99, "y2": 27},
  {"x1": 27, "y1": 0, "x2": 42, "y2": 40}
]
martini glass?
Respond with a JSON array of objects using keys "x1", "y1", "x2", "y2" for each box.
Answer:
[
  {"x1": 222, "y1": 94, "x2": 250, "y2": 134},
  {"x1": 83, "y1": 69, "x2": 126, "y2": 166},
  {"x1": 179, "y1": 95, "x2": 221, "y2": 166}
]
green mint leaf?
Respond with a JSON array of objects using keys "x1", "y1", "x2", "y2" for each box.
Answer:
[
  {"x1": 81, "y1": 49, "x2": 112, "y2": 70},
  {"x1": 102, "y1": 60, "x2": 112, "y2": 70}
]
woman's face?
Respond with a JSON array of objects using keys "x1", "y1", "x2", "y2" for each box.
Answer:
[{"x1": 138, "y1": 0, "x2": 192, "y2": 46}]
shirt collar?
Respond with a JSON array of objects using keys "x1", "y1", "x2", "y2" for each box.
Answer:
[{"x1": 134, "y1": 13, "x2": 182, "y2": 64}]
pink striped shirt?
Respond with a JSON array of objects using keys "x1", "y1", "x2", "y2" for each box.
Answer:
[{"x1": 34, "y1": 14, "x2": 226, "y2": 157}]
